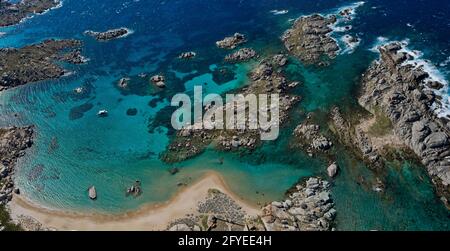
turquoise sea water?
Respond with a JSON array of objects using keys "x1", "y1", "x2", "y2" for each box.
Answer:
[{"x1": 1, "y1": 0, "x2": 450, "y2": 230}]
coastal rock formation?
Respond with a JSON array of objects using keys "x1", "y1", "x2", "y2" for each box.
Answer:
[
  {"x1": 282, "y1": 14, "x2": 339, "y2": 65},
  {"x1": 161, "y1": 55, "x2": 300, "y2": 163},
  {"x1": 0, "y1": 126, "x2": 34, "y2": 206},
  {"x1": 216, "y1": 33, "x2": 247, "y2": 49},
  {"x1": 150, "y1": 74, "x2": 166, "y2": 88},
  {"x1": 84, "y1": 28, "x2": 131, "y2": 41},
  {"x1": 261, "y1": 177, "x2": 336, "y2": 231},
  {"x1": 0, "y1": 39, "x2": 85, "y2": 91},
  {"x1": 0, "y1": 0, "x2": 60, "y2": 27},
  {"x1": 292, "y1": 121, "x2": 333, "y2": 154},
  {"x1": 358, "y1": 42, "x2": 450, "y2": 206},
  {"x1": 327, "y1": 163, "x2": 339, "y2": 178},
  {"x1": 224, "y1": 48, "x2": 257, "y2": 62}
]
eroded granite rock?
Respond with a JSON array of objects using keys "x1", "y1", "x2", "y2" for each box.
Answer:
[
  {"x1": 0, "y1": 39, "x2": 85, "y2": 91},
  {"x1": 358, "y1": 42, "x2": 450, "y2": 206},
  {"x1": 282, "y1": 14, "x2": 339, "y2": 65},
  {"x1": 261, "y1": 177, "x2": 336, "y2": 231}
]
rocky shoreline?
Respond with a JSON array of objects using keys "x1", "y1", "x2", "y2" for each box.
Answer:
[
  {"x1": 261, "y1": 177, "x2": 336, "y2": 231},
  {"x1": 0, "y1": 39, "x2": 86, "y2": 91},
  {"x1": 282, "y1": 14, "x2": 339, "y2": 66},
  {"x1": 0, "y1": 126, "x2": 35, "y2": 230},
  {"x1": 358, "y1": 42, "x2": 450, "y2": 206},
  {"x1": 0, "y1": 0, "x2": 60, "y2": 27},
  {"x1": 169, "y1": 177, "x2": 336, "y2": 231}
]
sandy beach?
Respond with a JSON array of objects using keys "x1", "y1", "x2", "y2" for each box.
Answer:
[{"x1": 9, "y1": 171, "x2": 260, "y2": 231}]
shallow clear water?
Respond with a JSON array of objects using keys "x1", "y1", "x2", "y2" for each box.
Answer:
[{"x1": 1, "y1": 0, "x2": 450, "y2": 230}]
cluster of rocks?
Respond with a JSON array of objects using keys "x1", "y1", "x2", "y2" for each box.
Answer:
[
  {"x1": 272, "y1": 54, "x2": 289, "y2": 67},
  {"x1": 0, "y1": 126, "x2": 34, "y2": 206},
  {"x1": 0, "y1": 39, "x2": 85, "y2": 91},
  {"x1": 282, "y1": 14, "x2": 339, "y2": 65},
  {"x1": 161, "y1": 55, "x2": 300, "y2": 163},
  {"x1": 0, "y1": 0, "x2": 60, "y2": 27},
  {"x1": 178, "y1": 51, "x2": 196, "y2": 59},
  {"x1": 216, "y1": 33, "x2": 247, "y2": 49},
  {"x1": 150, "y1": 74, "x2": 166, "y2": 88},
  {"x1": 58, "y1": 49, "x2": 88, "y2": 64},
  {"x1": 126, "y1": 180, "x2": 142, "y2": 197},
  {"x1": 358, "y1": 42, "x2": 450, "y2": 206},
  {"x1": 292, "y1": 121, "x2": 333, "y2": 155},
  {"x1": 84, "y1": 28, "x2": 131, "y2": 41},
  {"x1": 224, "y1": 48, "x2": 257, "y2": 62},
  {"x1": 261, "y1": 177, "x2": 336, "y2": 231}
]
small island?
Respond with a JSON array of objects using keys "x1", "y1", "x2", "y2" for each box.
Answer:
[
  {"x1": 0, "y1": 39, "x2": 86, "y2": 91},
  {"x1": 282, "y1": 14, "x2": 339, "y2": 65},
  {"x1": 84, "y1": 28, "x2": 132, "y2": 41}
]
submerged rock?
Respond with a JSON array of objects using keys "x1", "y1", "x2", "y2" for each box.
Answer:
[{"x1": 126, "y1": 108, "x2": 138, "y2": 116}]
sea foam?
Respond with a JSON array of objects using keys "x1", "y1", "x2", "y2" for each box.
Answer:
[
  {"x1": 372, "y1": 38, "x2": 450, "y2": 118},
  {"x1": 270, "y1": 10, "x2": 289, "y2": 15}
]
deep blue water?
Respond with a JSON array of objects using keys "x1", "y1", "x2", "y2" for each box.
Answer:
[{"x1": 0, "y1": 0, "x2": 450, "y2": 230}]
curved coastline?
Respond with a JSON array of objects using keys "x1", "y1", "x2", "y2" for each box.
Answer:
[{"x1": 9, "y1": 171, "x2": 261, "y2": 231}]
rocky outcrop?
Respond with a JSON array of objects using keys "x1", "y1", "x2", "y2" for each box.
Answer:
[
  {"x1": 0, "y1": 126, "x2": 34, "y2": 206},
  {"x1": 150, "y1": 75, "x2": 166, "y2": 88},
  {"x1": 0, "y1": 39, "x2": 85, "y2": 91},
  {"x1": 359, "y1": 42, "x2": 450, "y2": 206},
  {"x1": 327, "y1": 163, "x2": 339, "y2": 178},
  {"x1": 178, "y1": 51, "x2": 196, "y2": 59},
  {"x1": 224, "y1": 48, "x2": 257, "y2": 62},
  {"x1": 216, "y1": 33, "x2": 247, "y2": 49},
  {"x1": 282, "y1": 14, "x2": 339, "y2": 65},
  {"x1": 292, "y1": 121, "x2": 333, "y2": 155},
  {"x1": 329, "y1": 107, "x2": 381, "y2": 165},
  {"x1": 261, "y1": 177, "x2": 336, "y2": 231},
  {"x1": 0, "y1": 0, "x2": 60, "y2": 27},
  {"x1": 84, "y1": 28, "x2": 131, "y2": 41}
]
